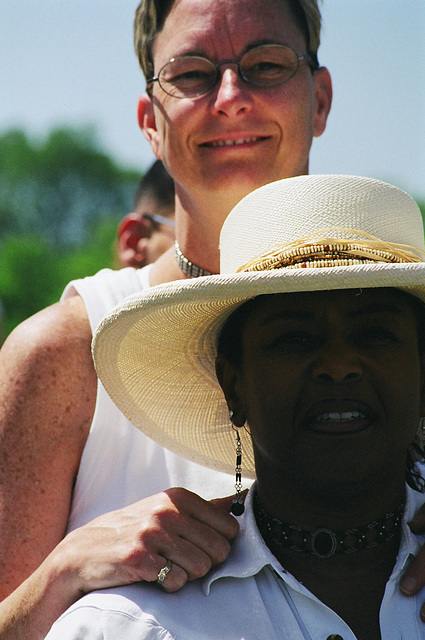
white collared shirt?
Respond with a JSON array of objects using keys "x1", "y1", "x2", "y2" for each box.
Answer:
[{"x1": 46, "y1": 485, "x2": 425, "y2": 640}]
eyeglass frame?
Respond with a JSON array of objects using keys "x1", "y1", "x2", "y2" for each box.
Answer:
[
  {"x1": 146, "y1": 44, "x2": 318, "y2": 99},
  {"x1": 142, "y1": 212, "x2": 175, "y2": 229}
]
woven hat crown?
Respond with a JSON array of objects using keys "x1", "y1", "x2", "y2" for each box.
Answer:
[{"x1": 220, "y1": 175, "x2": 424, "y2": 273}]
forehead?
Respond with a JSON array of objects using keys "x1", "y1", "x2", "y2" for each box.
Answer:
[
  {"x1": 152, "y1": 0, "x2": 305, "y2": 63},
  {"x1": 244, "y1": 288, "x2": 420, "y2": 327}
]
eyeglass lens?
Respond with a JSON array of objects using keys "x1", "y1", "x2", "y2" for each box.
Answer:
[{"x1": 158, "y1": 45, "x2": 302, "y2": 98}]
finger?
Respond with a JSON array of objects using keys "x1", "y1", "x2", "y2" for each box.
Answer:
[
  {"x1": 165, "y1": 488, "x2": 240, "y2": 540},
  {"x1": 152, "y1": 539, "x2": 219, "y2": 591},
  {"x1": 400, "y1": 548, "x2": 425, "y2": 597},
  {"x1": 153, "y1": 557, "x2": 189, "y2": 593},
  {"x1": 210, "y1": 489, "x2": 248, "y2": 515},
  {"x1": 126, "y1": 491, "x2": 236, "y2": 583},
  {"x1": 408, "y1": 502, "x2": 425, "y2": 534},
  {"x1": 153, "y1": 515, "x2": 233, "y2": 577}
]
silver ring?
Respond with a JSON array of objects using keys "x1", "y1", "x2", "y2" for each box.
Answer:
[{"x1": 157, "y1": 560, "x2": 172, "y2": 584}]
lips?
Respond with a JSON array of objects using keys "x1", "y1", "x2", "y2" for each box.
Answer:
[
  {"x1": 301, "y1": 400, "x2": 377, "y2": 435},
  {"x1": 200, "y1": 136, "x2": 267, "y2": 148}
]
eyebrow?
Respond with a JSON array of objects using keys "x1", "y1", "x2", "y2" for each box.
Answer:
[
  {"x1": 172, "y1": 40, "x2": 288, "y2": 61},
  {"x1": 259, "y1": 310, "x2": 314, "y2": 327},
  {"x1": 246, "y1": 39, "x2": 287, "y2": 50},
  {"x1": 349, "y1": 303, "x2": 404, "y2": 319},
  {"x1": 258, "y1": 302, "x2": 404, "y2": 328}
]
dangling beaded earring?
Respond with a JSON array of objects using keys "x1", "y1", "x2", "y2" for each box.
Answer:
[{"x1": 229, "y1": 410, "x2": 245, "y2": 516}]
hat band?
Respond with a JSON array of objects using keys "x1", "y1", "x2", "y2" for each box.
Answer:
[{"x1": 238, "y1": 229, "x2": 425, "y2": 273}]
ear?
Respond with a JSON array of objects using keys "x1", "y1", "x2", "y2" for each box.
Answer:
[
  {"x1": 312, "y1": 66, "x2": 333, "y2": 138},
  {"x1": 117, "y1": 213, "x2": 150, "y2": 268},
  {"x1": 138, "y1": 94, "x2": 162, "y2": 159},
  {"x1": 215, "y1": 355, "x2": 246, "y2": 427}
]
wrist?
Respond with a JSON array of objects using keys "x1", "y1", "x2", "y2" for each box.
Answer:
[
  {"x1": 0, "y1": 543, "x2": 83, "y2": 640},
  {"x1": 44, "y1": 530, "x2": 89, "y2": 603}
]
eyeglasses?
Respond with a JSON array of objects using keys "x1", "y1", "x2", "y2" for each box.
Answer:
[
  {"x1": 142, "y1": 213, "x2": 175, "y2": 229},
  {"x1": 147, "y1": 44, "x2": 316, "y2": 99}
]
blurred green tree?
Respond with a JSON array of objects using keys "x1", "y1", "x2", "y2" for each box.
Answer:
[
  {"x1": 0, "y1": 126, "x2": 139, "y2": 246},
  {"x1": 0, "y1": 126, "x2": 140, "y2": 337},
  {"x1": 0, "y1": 221, "x2": 119, "y2": 337}
]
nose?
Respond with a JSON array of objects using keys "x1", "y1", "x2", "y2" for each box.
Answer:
[
  {"x1": 312, "y1": 340, "x2": 363, "y2": 385},
  {"x1": 211, "y1": 66, "x2": 253, "y2": 117}
]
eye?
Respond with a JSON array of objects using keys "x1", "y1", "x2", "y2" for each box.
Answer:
[
  {"x1": 162, "y1": 59, "x2": 215, "y2": 87},
  {"x1": 252, "y1": 60, "x2": 288, "y2": 72},
  {"x1": 242, "y1": 45, "x2": 297, "y2": 84},
  {"x1": 353, "y1": 326, "x2": 400, "y2": 348},
  {"x1": 266, "y1": 331, "x2": 319, "y2": 354},
  {"x1": 245, "y1": 60, "x2": 290, "y2": 83},
  {"x1": 173, "y1": 69, "x2": 212, "y2": 81}
]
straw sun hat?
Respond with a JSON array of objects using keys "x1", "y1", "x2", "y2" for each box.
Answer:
[{"x1": 92, "y1": 175, "x2": 425, "y2": 479}]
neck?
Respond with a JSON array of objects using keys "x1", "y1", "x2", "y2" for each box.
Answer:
[
  {"x1": 170, "y1": 166, "x2": 313, "y2": 274},
  {"x1": 149, "y1": 246, "x2": 188, "y2": 286},
  {"x1": 172, "y1": 184, "x2": 248, "y2": 275},
  {"x1": 255, "y1": 462, "x2": 407, "y2": 533},
  {"x1": 253, "y1": 486, "x2": 404, "y2": 640}
]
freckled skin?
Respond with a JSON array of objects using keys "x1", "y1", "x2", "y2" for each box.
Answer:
[{"x1": 0, "y1": 295, "x2": 96, "y2": 596}]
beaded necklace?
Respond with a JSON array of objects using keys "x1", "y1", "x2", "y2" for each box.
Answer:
[
  {"x1": 253, "y1": 491, "x2": 404, "y2": 559},
  {"x1": 174, "y1": 241, "x2": 213, "y2": 278}
]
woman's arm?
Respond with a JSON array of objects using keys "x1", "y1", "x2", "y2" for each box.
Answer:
[{"x1": 0, "y1": 490, "x2": 238, "y2": 639}]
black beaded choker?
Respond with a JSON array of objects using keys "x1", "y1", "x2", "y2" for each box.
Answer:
[
  {"x1": 174, "y1": 241, "x2": 213, "y2": 278},
  {"x1": 253, "y1": 492, "x2": 404, "y2": 559}
]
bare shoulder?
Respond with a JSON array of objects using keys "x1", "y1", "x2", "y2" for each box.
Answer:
[
  {"x1": 0, "y1": 294, "x2": 96, "y2": 423},
  {"x1": 0, "y1": 293, "x2": 97, "y2": 444},
  {"x1": 3, "y1": 293, "x2": 92, "y2": 352},
  {"x1": 0, "y1": 296, "x2": 97, "y2": 594}
]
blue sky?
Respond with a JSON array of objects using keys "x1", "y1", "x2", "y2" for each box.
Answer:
[{"x1": 1, "y1": 0, "x2": 424, "y2": 200}]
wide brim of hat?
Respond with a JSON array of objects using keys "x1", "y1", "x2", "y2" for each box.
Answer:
[{"x1": 92, "y1": 262, "x2": 425, "y2": 479}]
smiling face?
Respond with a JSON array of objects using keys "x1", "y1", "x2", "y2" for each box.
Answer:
[
  {"x1": 141, "y1": 0, "x2": 331, "y2": 214},
  {"x1": 218, "y1": 288, "x2": 425, "y2": 513}
]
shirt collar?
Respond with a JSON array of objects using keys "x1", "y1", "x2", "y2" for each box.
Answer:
[
  {"x1": 203, "y1": 482, "x2": 425, "y2": 595},
  {"x1": 390, "y1": 483, "x2": 425, "y2": 579},
  {"x1": 203, "y1": 482, "x2": 284, "y2": 595}
]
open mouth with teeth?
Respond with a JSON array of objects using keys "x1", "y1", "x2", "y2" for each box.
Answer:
[
  {"x1": 302, "y1": 403, "x2": 377, "y2": 435},
  {"x1": 201, "y1": 136, "x2": 267, "y2": 148}
]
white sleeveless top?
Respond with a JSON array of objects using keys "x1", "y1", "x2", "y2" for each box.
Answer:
[{"x1": 62, "y1": 267, "x2": 236, "y2": 532}]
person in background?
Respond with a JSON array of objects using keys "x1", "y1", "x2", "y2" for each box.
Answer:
[
  {"x1": 49, "y1": 174, "x2": 425, "y2": 639},
  {"x1": 116, "y1": 159, "x2": 175, "y2": 269}
]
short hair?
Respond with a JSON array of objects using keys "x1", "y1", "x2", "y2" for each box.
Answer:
[
  {"x1": 133, "y1": 159, "x2": 175, "y2": 211},
  {"x1": 134, "y1": 0, "x2": 322, "y2": 82}
]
